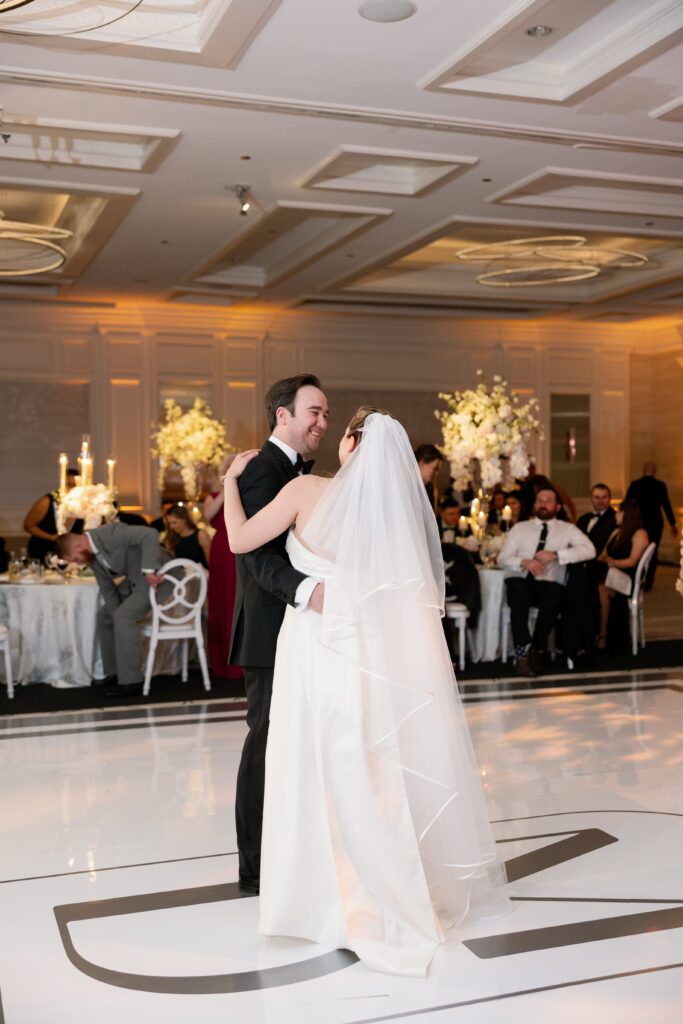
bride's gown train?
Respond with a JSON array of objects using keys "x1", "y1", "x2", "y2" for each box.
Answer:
[{"x1": 259, "y1": 532, "x2": 507, "y2": 977}]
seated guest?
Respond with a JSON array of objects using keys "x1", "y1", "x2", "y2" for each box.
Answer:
[
  {"x1": 577, "y1": 482, "x2": 618, "y2": 647},
  {"x1": 518, "y1": 470, "x2": 576, "y2": 523},
  {"x1": 165, "y1": 503, "x2": 211, "y2": 568},
  {"x1": 438, "y1": 497, "x2": 467, "y2": 543},
  {"x1": 498, "y1": 488, "x2": 596, "y2": 676},
  {"x1": 505, "y1": 491, "x2": 523, "y2": 526},
  {"x1": 595, "y1": 500, "x2": 649, "y2": 650},
  {"x1": 114, "y1": 502, "x2": 148, "y2": 527},
  {"x1": 442, "y1": 540, "x2": 482, "y2": 636},
  {"x1": 23, "y1": 468, "x2": 83, "y2": 563},
  {"x1": 577, "y1": 483, "x2": 617, "y2": 556},
  {"x1": 487, "y1": 489, "x2": 506, "y2": 527},
  {"x1": 414, "y1": 443, "x2": 443, "y2": 512},
  {"x1": 150, "y1": 501, "x2": 174, "y2": 533},
  {"x1": 58, "y1": 523, "x2": 171, "y2": 697}
]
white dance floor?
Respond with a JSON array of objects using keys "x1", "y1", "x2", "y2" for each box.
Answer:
[{"x1": 1, "y1": 673, "x2": 682, "y2": 1023}]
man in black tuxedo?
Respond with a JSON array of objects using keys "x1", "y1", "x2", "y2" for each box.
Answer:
[
  {"x1": 230, "y1": 373, "x2": 329, "y2": 894},
  {"x1": 626, "y1": 462, "x2": 678, "y2": 590},
  {"x1": 574, "y1": 483, "x2": 617, "y2": 653},
  {"x1": 577, "y1": 483, "x2": 617, "y2": 556}
]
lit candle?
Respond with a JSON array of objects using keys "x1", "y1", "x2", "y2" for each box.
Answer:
[
  {"x1": 471, "y1": 497, "x2": 480, "y2": 516},
  {"x1": 58, "y1": 453, "x2": 68, "y2": 497},
  {"x1": 477, "y1": 510, "x2": 486, "y2": 528},
  {"x1": 82, "y1": 457, "x2": 92, "y2": 487},
  {"x1": 502, "y1": 504, "x2": 512, "y2": 522},
  {"x1": 458, "y1": 516, "x2": 469, "y2": 534},
  {"x1": 107, "y1": 458, "x2": 116, "y2": 493}
]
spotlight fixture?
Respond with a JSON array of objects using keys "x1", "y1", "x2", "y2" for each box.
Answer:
[
  {"x1": 225, "y1": 184, "x2": 251, "y2": 216},
  {"x1": 526, "y1": 24, "x2": 553, "y2": 37},
  {"x1": 358, "y1": 0, "x2": 417, "y2": 23}
]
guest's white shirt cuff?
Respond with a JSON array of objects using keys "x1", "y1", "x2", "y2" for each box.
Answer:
[{"x1": 294, "y1": 576, "x2": 318, "y2": 611}]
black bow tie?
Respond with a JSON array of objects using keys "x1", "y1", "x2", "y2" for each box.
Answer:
[{"x1": 295, "y1": 454, "x2": 315, "y2": 475}]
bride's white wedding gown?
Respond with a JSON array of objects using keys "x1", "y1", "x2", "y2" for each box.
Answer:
[{"x1": 258, "y1": 532, "x2": 506, "y2": 977}]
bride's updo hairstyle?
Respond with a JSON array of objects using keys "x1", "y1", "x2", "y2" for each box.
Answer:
[{"x1": 346, "y1": 405, "x2": 392, "y2": 447}]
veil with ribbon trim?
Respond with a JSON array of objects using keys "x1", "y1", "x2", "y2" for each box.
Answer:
[{"x1": 302, "y1": 412, "x2": 509, "y2": 926}]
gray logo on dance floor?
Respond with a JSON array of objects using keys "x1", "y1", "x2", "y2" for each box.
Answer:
[{"x1": 54, "y1": 881, "x2": 357, "y2": 994}]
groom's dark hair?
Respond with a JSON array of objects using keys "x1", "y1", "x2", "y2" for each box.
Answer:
[{"x1": 265, "y1": 374, "x2": 322, "y2": 431}]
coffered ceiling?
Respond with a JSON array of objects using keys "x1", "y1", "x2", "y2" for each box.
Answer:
[{"x1": 0, "y1": 0, "x2": 682, "y2": 325}]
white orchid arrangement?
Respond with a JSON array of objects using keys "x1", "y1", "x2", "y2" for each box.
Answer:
[
  {"x1": 56, "y1": 483, "x2": 117, "y2": 533},
  {"x1": 436, "y1": 371, "x2": 543, "y2": 490},
  {"x1": 152, "y1": 398, "x2": 233, "y2": 500}
]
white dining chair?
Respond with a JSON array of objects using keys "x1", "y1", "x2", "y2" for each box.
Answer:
[
  {"x1": 141, "y1": 559, "x2": 211, "y2": 697},
  {"x1": 0, "y1": 624, "x2": 13, "y2": 700},
  {"x1": 629, "y1": 542, "x2": 656, "y2": 656},
  {"x1": 444, "y1": 601, "x2": 470, "y2": 671}
]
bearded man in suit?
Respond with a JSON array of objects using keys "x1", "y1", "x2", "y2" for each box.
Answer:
[
  {"x1": 57, "y1": 522, "x2": 171, "y2": 696},
  {"x1": 229, "y1": 373, "x2": 329, "y2": 895}
]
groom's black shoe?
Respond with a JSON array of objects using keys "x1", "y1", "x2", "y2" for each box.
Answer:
[
  {"x1": 92, "y1": 674, "x2": 116, "y2": 688},
  {"x1": 104, "y1": 682, "x2": 143, "y2": 699},
  {"x1": 238, "y1": 879, "x2": 260, "y2": 896}
]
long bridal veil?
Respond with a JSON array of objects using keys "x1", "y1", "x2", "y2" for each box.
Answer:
[{"x1": 302, "y1": 412, "x2": 509, "y2": 927}]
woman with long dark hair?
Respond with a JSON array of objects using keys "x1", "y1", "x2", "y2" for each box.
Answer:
[{"x1": 596, "y1": 499, "x2": 649, "y2": 648}]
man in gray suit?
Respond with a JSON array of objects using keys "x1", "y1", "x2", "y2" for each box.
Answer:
[{"x1": 58, "y1": 522, "x2": 170, "y2": 696}]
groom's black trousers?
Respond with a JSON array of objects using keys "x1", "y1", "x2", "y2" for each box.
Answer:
[{"x1": 235, "y1": 666, "x2": 273, "y2": 888}]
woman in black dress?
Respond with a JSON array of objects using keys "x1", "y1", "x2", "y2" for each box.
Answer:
[
  {"x1": 164, "y1": 503, "x2": 211, "y2": 567},
  {"x1": 596, "y1": 499, "x2": 649, "y2": 649},
  {"x1": 23, "y1": 469, "x2": 83, "y2": 563}
]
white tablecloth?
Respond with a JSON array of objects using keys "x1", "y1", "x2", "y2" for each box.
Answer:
[
  {"x1": 468, "y1": 567, "x2": 508, "y2": 663},
  {"x1": 0, "y1": 579, "x2": 180, "y2": 688}
]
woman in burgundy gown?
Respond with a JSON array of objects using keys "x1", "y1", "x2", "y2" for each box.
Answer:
[{"x1": 204, "y1": 475, "x2": 243, "y2": 680}]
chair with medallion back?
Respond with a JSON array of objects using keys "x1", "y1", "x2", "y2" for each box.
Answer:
[
  {"x1": 629, "y1": 542, "x2": 656, "y2": 657},
  {"x1": 141, "y1": 558, "x2": 210, "y2": 696},
  {"x1": 0, "y1": 624, "x2": 13, "y2": 699}
]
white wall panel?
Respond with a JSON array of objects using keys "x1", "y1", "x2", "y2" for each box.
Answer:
[
  {"x1": 226, "y1": 381, "x2": 259, "y2": 449},
  {"x1": 110, "y1": 379, "x2": 144, "y2": 506}
]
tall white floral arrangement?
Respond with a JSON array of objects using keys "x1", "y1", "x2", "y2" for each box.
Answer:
[
  {"x1": 436, "y1": 371, "x2": 543, "y2": 491},
  {"x1": 56, "y1": 484, "x2": 117, "y2": 533},
  {"x1": 152, "y1": 398, "x2": 233, "y2": 500}
]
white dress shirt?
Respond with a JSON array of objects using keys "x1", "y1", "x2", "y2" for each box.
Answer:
[
  {"x1": 497, "y1": 517, "x2": 596, "y2": 585},
  {"x1": 267, "y1": 434, "x2": 318, "y2": 611}
]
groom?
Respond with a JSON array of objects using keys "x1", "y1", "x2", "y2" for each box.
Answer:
[{"x1": 230, "y1": 373, "x2": 329, "y2": 894}]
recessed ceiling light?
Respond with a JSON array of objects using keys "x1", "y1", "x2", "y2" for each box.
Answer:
[
  {"x1": 526, "y1": 24, "x2": 553, "y2": 37},
  {"x1": 358, "y1": 0, "x2": 417, "y2": 23}
]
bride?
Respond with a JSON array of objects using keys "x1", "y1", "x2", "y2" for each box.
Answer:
[{"x1": 223, "y1": 407, "x2": 509, "y2": 977}]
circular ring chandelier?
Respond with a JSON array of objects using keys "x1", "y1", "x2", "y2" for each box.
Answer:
[
  {"x1": 476, "y1": 263, "x2": 601, "y2": 288},
  {"x1": 0, "y1": 0, "x2": 144, "y2": 36},
  {"x1": 456, "y1": 234, "x2": 648, "y2": 288},
  {"x1": 0, "y1": 212, "x2": 72, "y2": 277}
]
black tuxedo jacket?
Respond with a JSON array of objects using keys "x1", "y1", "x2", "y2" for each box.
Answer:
[
  {"x1": 229, "y1": 440, "x2": 307, "y2": 668},
  {"x1": 625, "y1": 476, "x2": 675, "y2": 538},
  {"x1": 576, "y1": 507, "x2": 617, "y2": 557}
]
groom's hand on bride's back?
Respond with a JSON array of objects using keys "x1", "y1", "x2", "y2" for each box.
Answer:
[{"x1": 308, "y1": 582, "x2": 325, "y2": 614}]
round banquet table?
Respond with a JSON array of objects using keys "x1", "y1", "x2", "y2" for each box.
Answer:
[
  {"x1": 467, "y1": 567, "x2": 508, "y2": 664},
  {"x1": 0, "y1": 577, "x2": 180, "y2": 688}
]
